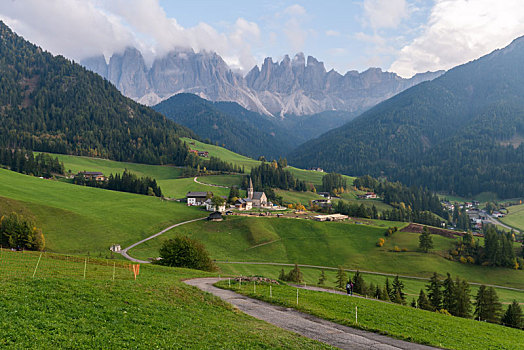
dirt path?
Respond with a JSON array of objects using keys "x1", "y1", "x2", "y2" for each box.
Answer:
[
  {"x1": 193, "y1": 176, "x2": 229, "y2": 189},
  {"x1": 120, "y1": 217, "x2": 207, "y2": 263},
  {"x1": 217, "y1": 261, "x2": 524, "y2": 293},
  {"x1": 185, "y1": 277, "x2": 437, "y2": 350}
]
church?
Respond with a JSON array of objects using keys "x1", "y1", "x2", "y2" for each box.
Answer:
[{"x1": 247, "y1": 178, "x2": 268, "y2": 207}]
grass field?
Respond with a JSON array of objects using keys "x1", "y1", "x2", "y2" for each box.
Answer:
[
  {"x1": 0, "y1": 252, "x2": 328, "y2": 349},
  {"x1": 197, "y1": 174, "x2": 244, "y2": 187},
  {"x1": 501, "y1": 203, "x2": 524, "y2": 232},
  {"x1": 0, "y1": 169, "x2": 206, "y2": 255},
  {"x1": 274, "y1": 189, "x2": 323, "y2": 205},
  {"x1": 217, "y1": 280, "x2": 523, "y2": 350},
  {"x1": 126, "y1": 216, "x2": 524, "y2": 290},
  {"x1": 216, "y1": 263, "x2": 524, "y2": 304}
]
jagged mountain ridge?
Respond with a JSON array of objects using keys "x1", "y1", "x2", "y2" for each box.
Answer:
[{"x1": 82, "y1": 49, "x2": 443, "y2": 117}]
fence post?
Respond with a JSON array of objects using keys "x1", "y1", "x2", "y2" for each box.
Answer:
[
  {"x1": 355, "y1": 306, "x2": 358, "y2": 324},
  {"x1": 296, "y1": 289, "x2": 299, "y2": 305},
  {"x1": 228, "y1": 278, "x2": 230, "y2": 287},
  {"x1": 112, "y1": 262, "x2": 116, "y2": 281},
  {"x1": 83, "y1": 257, "x2": 87, "y2": 280},
  {"x1": 270, "y1": 285, "x2": 272, "y2": 298},
  {"x1": 32, "y1": 252, "x2": 43, "y2": 279},
  {"x1": 254, "y1": 281, "x2": 256, "y2": 293}
]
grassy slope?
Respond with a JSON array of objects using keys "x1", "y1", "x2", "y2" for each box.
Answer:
[
  {"x1": 501, "y1": 203, "x2": 524, "y2": 231},
  {"x1": 128, "y1": 216, "x2": 524, "y2": 290},
  {"x1": 0, "y1": 252, "x2": 328, "y2": 349},
  {"x1": 218, "y1": 281, "x2": 522, "y2": 350},
  {"x1": 0, "y1": 169, "x2": 206, "y2": 255}
]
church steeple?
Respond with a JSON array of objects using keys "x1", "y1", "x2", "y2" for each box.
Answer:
[{"x1": 247, "y1": 177, "x2": 254, "y2": 199}]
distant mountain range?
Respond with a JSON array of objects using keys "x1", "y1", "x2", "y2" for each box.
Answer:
[
  {"x1": 82, "y1": 49, "x2": 443, "y2": 117},
  {"x1": 289, "y1": 36, "x2": 524, "y2": 198}
]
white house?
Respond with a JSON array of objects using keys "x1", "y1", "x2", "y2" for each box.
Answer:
[
  {"x1": 204, "y1": 198, "x2": 226, "y2": 212},
  {"x1": 186, "y1": 191, "x2": 211, "y2": 206},
  {"x1": 109, "y1": 244, "x2": 121, "y2": 252}
]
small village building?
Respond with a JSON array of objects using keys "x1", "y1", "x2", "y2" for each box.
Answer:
[
  {"x1": 312, "y1": 199, "x2": 331, "y2": 207},
  {"x1": 207, "y1": 211, "x2": 223, "y2": 222},
  {"x1": 318, "y1": 192, "x2": 332, "y2": 199},
  {"x1": 357, "y1": 192, "x2": 377, "y2": 199},
  {"x1": 313, "y1": 214, "x2": 349, "y2": 222},
  {"x1": 204, "y1": 197, "x2": 227, "y2": 212},
  {"x1": 78, "y1": 171, "x2": 106, "y2": 181},
  {"x1": 109, "y1": 244, "x2": 121, "y2": 252},
  {"x1": 234, "y1": 198, "x2": 253, "y2": 210},
  {"x1": 186, "y1": 191, "x2": 211, "y2": 206},
  {"x1": 310, "y1": 167, "x2": 324, "y2": 172},
  {"x1": 198, "y1": 151, "x2": 209, "y2": 157}
]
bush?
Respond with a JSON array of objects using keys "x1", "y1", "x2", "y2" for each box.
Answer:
[
  {"x1": 394, "y1": 246, "x2": 401, "y2": 252},
  {"x1": 401, "y1": 248, "x2": 408, "y2": 252},
  {"x1": 376, "y1": 238, "x2": 385, "y2": 247},
  {"x1": 459, "y1": 256, "x2": 467, "y2": 264},
  {"x1": 0, "y1": 213, "x2": 45, "y2": 251},
  {"x1": 157, "y1": 236, "x2": 216, "y2": 271}
]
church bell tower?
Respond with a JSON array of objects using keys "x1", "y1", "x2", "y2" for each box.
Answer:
[{"x1": 247, "y1": 177, "x2": 254, "y2": 199}]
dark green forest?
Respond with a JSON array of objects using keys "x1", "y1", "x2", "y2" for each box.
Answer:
[
  {"x1": 153, "y1": 94, "x2": 300, "y2": 159},
  {"x1": 289, "y1": 36, "x2": 524, "y2": 198},
  {"x1": 0, "y1": 149, "x2": 64, "y2": 177},
  {"x1": 73, "y1": 169, "x2": 163, "y2": 197},
  {"x1": 0, "y1": 21, "x2": 195, "y2": 165}
]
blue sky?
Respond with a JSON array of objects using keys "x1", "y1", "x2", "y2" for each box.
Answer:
[{"x1": 1, "y1": 0, "x2": 523, "y2": 77}]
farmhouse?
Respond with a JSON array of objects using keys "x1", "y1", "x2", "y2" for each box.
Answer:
[
  {"x1": 204, "y1": 197, "x2": 227, "y2": 212},
  {"x1": 207, "y1": 211, "x2": 223, "y2": 222},
  {"x1": 310, "y1": 167, "x2": 324, "y2": 172},
  {"x1": 234, "y1": 198, "x2": 253, "y2": 210},
  {"x1": 78, "y1": 171, "x2": 106, "y2": 181},
  {"x1": 198, "y1": 151, "x2": 209, "y2": 157},
  {"x1": 313, "y1": 214, "x2": 349, "y2": 222},
  {"x1": 109, "y1": 244, "x2": 121, "y2": 252},
  {"x1": 186, "y1": 191, "x2": 211, "y2": 206},
  {"x1": 357, "y1": 192, "x2": 377, "y2": 199},
  {"x1": 318, "y1": 192, "x2": 332, "y2": 199},
  {"x1": 312, "y1": 198, "x2": 331, "y2": 207}
]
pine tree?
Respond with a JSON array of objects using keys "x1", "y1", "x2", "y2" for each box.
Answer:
[
  {"x1": 417, "y1": 289, "x2": 433, "y2": 310},
  {"x1": 278, "y1": 268, "x2": 286, "y2": 281},
  {"x1": 287, "y1": 264, "x2": 303, "y2": 283},
  {"x1": 419, "y1": 226, "x2": 433, "y2": 253},
  {"x1": 385, "y1": 277, "x2": 393, "y2": 300},
  {"x1": 335, "y1": 266, "x2": 346, "y2": 289},
  {"x1": 392, "y1": 275, "x2": 406, "y2": 303},
  {"x1": 442, "y1": 273, "x2": 455, "y2": 314},
  {"x1": 426, "y1": 272, "x2": 442, "y2": 311},
  {"x1": 352, "y1": 271, "x2": 366, "y2": 294},
  {"x1": 454, "y1": 277, "x2": 471, "y2": 318},
  {"x1": 318, "y1": 270, "x2": 327, "y2": 286},
  {"x1": 501, "y1": 300, "x2": 523, "y2": 329},
  {"x1": 474, "y1": 285, "x2": 502, "y2": 323},
  {"x1": 374, "y1": 284, "x2": 382, "y2": 299}
]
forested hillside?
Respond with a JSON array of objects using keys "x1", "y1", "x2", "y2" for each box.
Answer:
[
  {"x1": 0, "y1": 21, "x2": 195, "y2": 165},
  {"x1": 290, "y1": 36, "x2": 524, "y2": 198},
  {"x1": 153, "y1": 93, "x2": 300, "y2": 159}
]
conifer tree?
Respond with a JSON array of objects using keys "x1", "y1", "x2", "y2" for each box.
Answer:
[
  {"x1": 454, "y1": 277, "x2": 471, "y2": 318},
  {"x1": 474, "y1": 285, "x2": 502, "y2": 323},
  {"x1": 392, "y1": 275, "x2": 406, "y2": 303},
  {"x1": 501, "y1": 300, "x2": 523, "y2": 329},
  {"x1": 335, "y1": 266, "x2": 346, "y2": 289},
  {"x1": 419, "y1": 226, "x2": 433, "y2": 253},
  {"x1": 318, "y1": 270, "x2": 327, "y2": 286},
  {"x1": 426, "y1": 272, "x2": 442, "y2": 311},
  {"x1": 352, "y1": 271, "x2": 366, "y2": 294},
  {"x1": 417, "y1": 289, "x2": 433, "y2": 310},
  {"x1": 442, "y1": 273, "x2": 456, "y2": 313}
]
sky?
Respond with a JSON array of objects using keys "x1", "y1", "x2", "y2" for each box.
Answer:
[{"x1": 1, "y1": 0, "x2": 523, "y2": 77}]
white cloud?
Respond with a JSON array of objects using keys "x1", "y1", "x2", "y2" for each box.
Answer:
[
  {"x1": 0, "y1": 0, "x2": 261, "y2": 72},
  {"x1": 325, "y1": 30, "x2": 341, "y2": 37},
  {"x1": 363, "y1": 0, "x2": 409, "y2": 30},
  {"x1": 278, "y1": 4, "x2": 309, "y2": 53},
  {"x1": 390, "y1": 0, "x2": 524, "y2": 77}
]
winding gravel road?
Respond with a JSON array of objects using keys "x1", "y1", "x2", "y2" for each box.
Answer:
[
  {"x1": 193, "y1": 176, "x2": 229, "y2": 188},
  {"x1": 120, "y1": 217, "x2": 207, "y2": 263},
  {"x1": 185, "y1": 277, "x2": 438, "y2": 350}
]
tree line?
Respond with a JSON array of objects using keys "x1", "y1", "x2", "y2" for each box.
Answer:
[
  {"x1": 0, "y1": 148, "x2": 64, "y2": 177},
  {"x1": 243, "y1": 161, "x2": 308, "y2": 192},
  {"x1": 73, "y1": 169, "x2": 163, "y2": 197}
]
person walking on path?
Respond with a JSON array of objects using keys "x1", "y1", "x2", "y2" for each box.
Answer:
[{"x1": 346, "y1": 281, "x2": 353, "y2": 296}]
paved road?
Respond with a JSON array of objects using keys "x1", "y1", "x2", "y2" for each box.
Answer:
[
  {"x1": 120, "y1": 217, "x2": 207, "y2": 263},
  {"x1": 486, "y1": 213, "x2": 519, "y2": 233},
  {"x1": 193, "y1": 176, "x2": 229, "y2": 188},
  {"x1": 185, "y1": 278, "x2": 438, "y2": 350},
  {"x1": 217, "y1": 261, "x2": 524, "y2": 293}
]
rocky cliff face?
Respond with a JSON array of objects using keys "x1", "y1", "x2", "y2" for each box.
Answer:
[{"x1": 82, "y1": 49, "x2": 443, "y2": 117}]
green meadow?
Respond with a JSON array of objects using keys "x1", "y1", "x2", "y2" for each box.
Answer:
[
  {"x1": 0, "y1": 169, "x2": 205, "y2": 255},
  {"x1": 0, "y1": 251, "x2": 328, "y2": 349},
  {"x1": 218, "y1": 280, "x2": 523, "y2": 350},
  {"x1": 127, "y1": 216, "x2": 524, "y2": 290}
]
